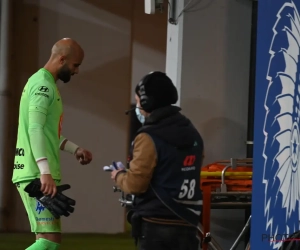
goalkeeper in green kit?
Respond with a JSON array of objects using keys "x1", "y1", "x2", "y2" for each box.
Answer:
[{"x1": 12, "y1": 38, "x2": 92, "y2": 250}]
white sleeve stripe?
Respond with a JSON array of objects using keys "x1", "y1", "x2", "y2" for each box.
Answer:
[
  {"x1": 59, "y1": 138, "x2": 68, "y2": 148},
  {"x1": 36, "y1": 157, "x2": 47, "y2": 162}
]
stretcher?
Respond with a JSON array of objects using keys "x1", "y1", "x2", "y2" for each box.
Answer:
[{"x1": 200, "y1": 158, "x2": 252, "y2": 250}]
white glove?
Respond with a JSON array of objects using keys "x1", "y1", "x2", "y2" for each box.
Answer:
[{"x1": 103, "y1": 161, "x2": 126, "y2": 172}]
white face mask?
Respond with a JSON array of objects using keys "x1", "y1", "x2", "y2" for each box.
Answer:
[{"x1": 135, "y1": 105, "x2": 145, "y2": 124}]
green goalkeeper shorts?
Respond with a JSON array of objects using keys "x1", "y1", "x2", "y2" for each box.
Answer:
[{"x1": 16, "y1": 180, "x2": 61, "y2": 233}]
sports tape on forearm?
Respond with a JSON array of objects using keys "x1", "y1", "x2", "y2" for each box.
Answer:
[
  {"x1": 37, "y1": 159, "x2": 51, "y2": 175},
  {"x1": 28, "y1": 109, "x2": 50, "y2": 174},
  {"x1": 60, "y1": 139, "x2": 79, "y2": 155}
]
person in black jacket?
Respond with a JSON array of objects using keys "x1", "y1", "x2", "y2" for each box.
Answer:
[{"x1": 111, "y1": 71, "x2": 204, "y2": 250}]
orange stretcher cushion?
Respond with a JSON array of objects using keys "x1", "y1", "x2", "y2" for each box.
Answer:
[
  {"x1": 200, "y1": 162, "x2": 252, "y2": 191},
  {"x1": 202, "y1": 162, "x2": 252, "y2": 173}
]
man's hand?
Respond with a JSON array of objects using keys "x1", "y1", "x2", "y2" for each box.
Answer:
[
  {"x1": 24, "y1": 179, "x2": 76, "y2": 219},
  {"x1": 103, "y1": 161, "x2": 126, "y2": 181},
  {"x1": 75, "y1": 148, "x2": 92, "y2": 165},
  {"x1": 111, "y1": 169, "x2": 124, "y2": 181},
  {"x1": 40, "y1": 174, "x2": 57, "y2": 198}
]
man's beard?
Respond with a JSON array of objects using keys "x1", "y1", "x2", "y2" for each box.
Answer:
[{"x1": 57, "y1": 64, "x2": 72, "y2": 83}]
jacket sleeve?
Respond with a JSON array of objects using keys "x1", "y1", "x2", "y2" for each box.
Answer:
[{"x1": 115, "y1": 133, "x2": 157, "y2": 195}]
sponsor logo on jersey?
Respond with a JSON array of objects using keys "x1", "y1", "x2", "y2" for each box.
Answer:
[
  {"x1": 38, "y1": 86, "x2": 49, "y2": 92},
  {"x1": 182, "y1": 155, "x2": 196, "y2": 171},
  {"x1": 15, "y1": 148, "x2": 25, "y2": 156},
  {"x1": 35, "y1": 86, "x2": 50, "y2": 98},
  {"x1": 36, "y1": 201, "x2": 46, "y2": 214},
  {"x1": 35, "y1": 92, "x2": 49, "y2": 98},
  {"x1": 14, "y1": 162, "x2": 24, "y2": 169}
]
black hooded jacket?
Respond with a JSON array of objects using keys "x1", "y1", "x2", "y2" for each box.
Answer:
[{"x1": 130, "y1": 105, "x2": 204, "y2": 223}]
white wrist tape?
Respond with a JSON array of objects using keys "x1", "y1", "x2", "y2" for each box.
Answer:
[
  {"x1": 64, "y1": 140, "x2": 79, "y2": 155},
  {"x1": 37, "y1": 159, "x2": 51, "y2": 175}
]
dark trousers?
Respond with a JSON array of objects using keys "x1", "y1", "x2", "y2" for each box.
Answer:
[{"x1": 137, "y1": 220, "x2": 201, "y2": 250}]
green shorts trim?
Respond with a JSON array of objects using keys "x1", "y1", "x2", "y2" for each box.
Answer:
[{"x1": 16, "y1": 180, "x2": 61, "y2": 233}]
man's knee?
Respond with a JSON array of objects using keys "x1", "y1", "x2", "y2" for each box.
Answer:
[{"x1": 37, "y1": 233, "x2": 61, "y2": 244}]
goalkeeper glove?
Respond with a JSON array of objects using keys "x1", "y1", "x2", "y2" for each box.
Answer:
[{"x1": 24, "y1": 178, "x2": 76, "y2": 219}]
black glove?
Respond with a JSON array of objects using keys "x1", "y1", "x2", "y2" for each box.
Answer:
[{"x1": 24, "y1": 178, "x2": 76, "y2": 219}]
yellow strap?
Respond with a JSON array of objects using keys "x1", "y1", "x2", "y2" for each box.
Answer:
[{"x1": 201, "y1": 172, "x2": 252, "y2": 177}]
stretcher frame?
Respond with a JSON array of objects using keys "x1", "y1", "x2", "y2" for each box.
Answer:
[{"x1": 200, "y1": 158, "x2": 252, "y2": 250}]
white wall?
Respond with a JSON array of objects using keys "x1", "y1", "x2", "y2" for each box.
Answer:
[
  {"x1": 167, "y1": 0, "x2": 252, "y2": 249},
  {"x1": 130, "y1": 0, "x2": 168, "y2": 103},
  {"x1": 181, "y1": 0, "x2": 252, "y2": 164}
]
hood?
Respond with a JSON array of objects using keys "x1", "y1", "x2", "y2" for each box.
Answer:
[{"x1": 139, "y1": 106, "x2": 199, "y2": 149}]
